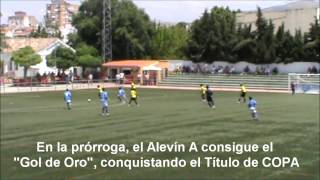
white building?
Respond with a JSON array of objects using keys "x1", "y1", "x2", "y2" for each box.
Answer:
[
  {"x1": 45, "y1": 0, "x2": 79, "y2": 42},
  {"x1": 0, "y1": 38, "x2": 77, "y2": 78},
  {"x1": 236, "y1": 0, "x2": 320, "y2": 34},
  {"x1": 8, "y1": 11, "x2": 38, "y2": 29},
  {"x1": 2, "y1": 11, "x2": 39, "y2": 38}
]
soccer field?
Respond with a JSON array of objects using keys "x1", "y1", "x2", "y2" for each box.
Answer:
[{"x1": 1, "y1": 88, "x2": 319, "y2": 180}]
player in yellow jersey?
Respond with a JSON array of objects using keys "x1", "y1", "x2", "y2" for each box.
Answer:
[
  {"x1": 131, "y1": 82, "x2": 136, "y2": 90},
  {"x1": 97, "y1": 85, "x2": 103, "y2": 98},
  {"x1": 238, "y1": 84, "x2": 247, "y2": 103},
  {"x1": 200, "y1": 84, "x2": 206, "y2": 101},
  {"x1": 128, "y1": 88, "x2": 139, "y2": 106}
]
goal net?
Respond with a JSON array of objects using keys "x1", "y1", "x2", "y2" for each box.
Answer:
[{"x1": 288, "y1": 73, "x2": 320, "y2": 94}]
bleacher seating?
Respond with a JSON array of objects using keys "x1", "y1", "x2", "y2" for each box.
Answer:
[{"x1": 159, "y1": 73, "x2": 319, "y2": 90}]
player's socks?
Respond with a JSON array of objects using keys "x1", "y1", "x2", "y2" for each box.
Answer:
[{"x1": 101, "y1": 107, "x2": 106, "y2": 116}]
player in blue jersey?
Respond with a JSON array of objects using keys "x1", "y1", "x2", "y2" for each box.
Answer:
[
  {"x1": 100, "y1": 88, "x2": 109, "y2": 116},
  {"x1": 64, "y1": 89, "x2": 72, "y2": 110},
  {"x1": 248, "y1": 96, "x2": 258, "y2": 120},
  {"x1": 117, "y1": 87, "x2": 127, "y2": 104}
]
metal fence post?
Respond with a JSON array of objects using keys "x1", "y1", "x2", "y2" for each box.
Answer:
[{"x1": 30, "y1": 77, "x2": 32, "y2": 92}]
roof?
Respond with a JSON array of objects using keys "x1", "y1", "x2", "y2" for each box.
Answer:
[
  {"x1": 102, "y1": 60, "x2": 169, "y2": 69},
  {"x1": 2, "y1": 38, "x2": 75, "y2": 53},
  {"x1": 157, "y1": 61, "x2": 169, "y2": 69}
]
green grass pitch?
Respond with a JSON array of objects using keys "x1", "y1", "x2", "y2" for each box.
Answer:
[{"x1": 1, "y1": 88, "x2": 319, "y2": 180}]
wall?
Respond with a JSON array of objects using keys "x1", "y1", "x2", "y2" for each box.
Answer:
[
  {"x1": 168, "y1": 60, "x2": 320, "y2": 74},
  {"x1": 236, "y1": 7, "x2": 318, "y2": 35}
]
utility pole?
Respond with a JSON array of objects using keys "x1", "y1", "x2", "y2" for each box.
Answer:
[{"x1": 102, "y1": 0, "x2": 112, "y2": 62}]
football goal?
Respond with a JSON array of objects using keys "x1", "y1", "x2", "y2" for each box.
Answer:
[{"x1": 288, "y1": 73, "x2": 320, "y2": 94}]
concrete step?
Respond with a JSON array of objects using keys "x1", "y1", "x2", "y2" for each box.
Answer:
[
  {"x1": 161, "y1": 79, "x2": 289, "y2": 84},
  {"x1": 158, "y1": 83, "x2": 287, "y2": 90},
  {"x1": 159, "y1": 82, "x2": 287, "y2": 88}
]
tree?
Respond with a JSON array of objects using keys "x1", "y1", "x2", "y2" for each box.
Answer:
[
  {"x1": 254, "y1": 8, "x2": 276, "y2": 64},
  {"x1": 72, "y1": 0, "x2": 155, "y2": 60},
  {"x1": 30, "y1": 25, "x2": 62, "y2": 38},
  {"x1": 303, "y1": 18, "x2": 320, "y2": 62},
  {"x1": 75, "y1": 43, "x2": 101, "y2": 75},
  {"x1": 47, "y1": 47, "x2": 76, "y2": 71},
  {"x1": 291, "y1": 30, "x2": 304, "y2": 61},
  {"x1": 30, "y1": 26, "x2": 48, "y2": 38},
  {"x1": 67, "y1": 33, "x2": 81, "y2": 47},
  {"x1": 233, "y1": 24, "x2": 256, "y2": 61},
  {"x1": 11, "y1": 46, "x2": 42, "y2": 78},
  {"x1": 150, "y1": 23, "x2": 189, "y2": 59},
  {"x1": 274, "y1": 23, "x2": 286, "y2": 62},
  {"x1": 187, "y1": 7, "x2": 238, "y2": 63}
]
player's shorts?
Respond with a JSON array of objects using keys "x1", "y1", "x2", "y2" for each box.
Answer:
[
  {"x1": 207, "y1": 97, "x2": 213, "y2": 102},
  {"x1": 100, "y1": 101, "x2": 108, "y2": 107},
  {"x1": 66, "y1": 100, "x2": 71, "y2": 103},
  {"x1": 131, "y1": 97, "x2": 137, "y2": 100},
  {"x1": 241, "y1": 92, "x2": 246, "y2": 97},
  {"x1": 250, "y1": 107, "x2": 257, "y2": 113}
]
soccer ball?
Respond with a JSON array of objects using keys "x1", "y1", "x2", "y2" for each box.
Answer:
[{"x1": 88, "y1": 99, "x2": 91, "y2": 102}]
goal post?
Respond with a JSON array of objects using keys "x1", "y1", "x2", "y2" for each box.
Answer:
[{"x1": 288, "y1": 73, "x2": 320, "y2": 94}]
